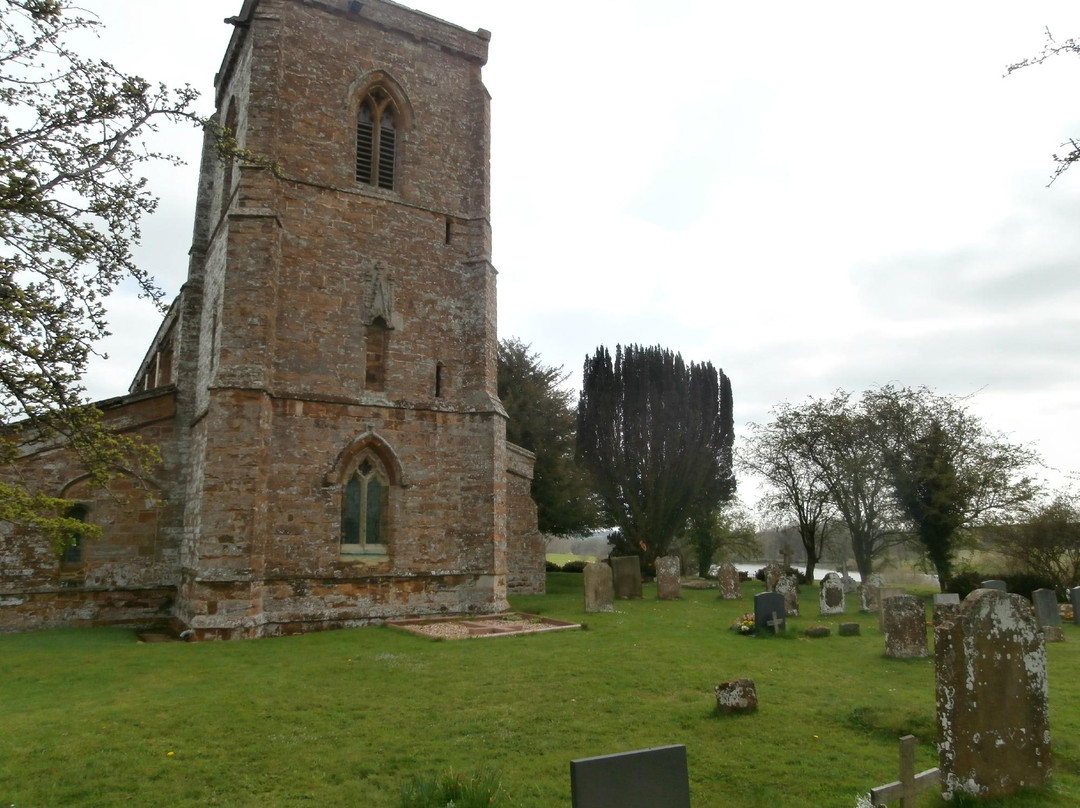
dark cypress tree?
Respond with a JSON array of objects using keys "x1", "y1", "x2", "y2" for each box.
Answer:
[{"x1": 576, "y1": 344, "x2": 735, "y2": 572}]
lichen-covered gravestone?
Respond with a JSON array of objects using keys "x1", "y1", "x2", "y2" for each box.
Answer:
[
  {"x1": 933, "y1": 593, "x2": 960, "y2": 625},
  {"x1": 860, "y1": 573, "x2": 884, "y2": 613},
  {"x1": 583, "y1": 562, "x2": 614, "y2": 613},
  {"x1": 655, "y1": 555, "x2": 681, "y2": 601},
  {"x1": 611, "y1": 556, "x2": 642, "y2": 600},
  {"x1": 715, "y1": 678, "x2": 757, "y2": 714},
  {"x1": 776, "y1": 573, "x2": 799, "y2": 617},
  {"x1": 882, "y1": 594, "x2": 928, "y2": 658},
  {"x1": 819, "y1": 572, "x2": 845, "y2": 616},
  {"x1": 716, "y1": 562, "x2": 741, "y2": 600},
  {"x1": 935, "y1": 589, "x2": 1051, "y2": 800},
  {"x1": 762, "y1": 562, "x2": 784, "y2": 593},
  {"x1": 754, "y1": 591, "x2": 786, "y2": 635},
  {"x1": 1032, "y1": 588, "x2": 1063, "y2": 642}
]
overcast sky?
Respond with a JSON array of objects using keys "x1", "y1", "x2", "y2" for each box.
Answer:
[{"x1": 83, "y1": 1, "x2": 1080, "y2": 507}]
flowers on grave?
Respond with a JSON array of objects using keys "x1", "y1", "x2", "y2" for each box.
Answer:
[{"x1": 730, "y1": 613, "x2": 755, "y2": 634}]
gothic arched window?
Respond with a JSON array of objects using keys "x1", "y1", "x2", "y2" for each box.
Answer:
[
  {"x1": 355, "y1": 88, "x2": 397, "y2": 190},
  {"x1": 341, "y1": 455, "x2": 388, "y2": 556}
]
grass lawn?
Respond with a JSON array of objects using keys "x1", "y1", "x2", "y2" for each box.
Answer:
[{"x1": 2, "y1": 574, "x2": 1079, "y2": 807}]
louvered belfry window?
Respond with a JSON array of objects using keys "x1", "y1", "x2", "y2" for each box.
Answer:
[{"x1": 356, "y1": 88, "x2": 396, "y2": 190}]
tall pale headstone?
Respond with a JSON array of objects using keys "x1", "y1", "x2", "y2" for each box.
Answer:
[
  {"x1": 860, "y1": 573, "x2": 884, "y2": 613},
  {"x1": 819, "y1": 572, "x2": 845, "y2": 616},
  {"x1": 776, "y1": 573, "x2": 799, "y2": 617},
  {"x1": 882, "y1": 594, "x2": 928, "y2": 658},
  {"x1": 611, "y1": 556, "x2": 642, "y2": 600},
  {"x1": 583, "y1": 562, "x2": 614, "y2": 613},
  {"x1": 716, "y1": 562, "x2": 741, "y2": 600},
  {"x1": 655, "y1": 555, "x2": 681, "y2": 601},
  {"x1": 935, "y1": 589, "x2": 1051, "y2": 800}
]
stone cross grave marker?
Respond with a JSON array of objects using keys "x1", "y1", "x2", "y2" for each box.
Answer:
[
  {"x1": 570, "y1": 744, "x2": 690, "y2": 808},
  {"x1": 754, "y1": 590, "x2": 786, "y2": 635},
  {"x1": 655, "y1": 555, "x2": 681, "y2": 601},
  {"x1": 780, "y1": 544, "x2": 794, "y2": 569},
  {"x1": 935, "y1": 589, "x2": 1051, "y2": 800},
  {"x1": 611, "y1": 556, "x2": 642, "y2": 600},
  {"x1": 869, "y1": 735, "x2": 940, "y2": 808},
  {"x1": 819, "y1": 572, "x2": 845, "y2": 616},
  {"x1": 583, "y1": 562, "x2": 614, "y2": 613}
]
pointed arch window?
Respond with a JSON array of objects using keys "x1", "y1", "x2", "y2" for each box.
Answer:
[
  {"x1": 356, "y1": 88, "x2": 397, "y2": 190},
  {"x1": 341, "y1": 456, "x2": 388, "y2": 556}
]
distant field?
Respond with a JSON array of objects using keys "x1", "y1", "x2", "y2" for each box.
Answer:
[
  {"x1": 545, "y1": 552, "x2": 597, "y2": 566},
  {"x1": 2, "y1": 575, "x2": 1077, "y2": 807}
]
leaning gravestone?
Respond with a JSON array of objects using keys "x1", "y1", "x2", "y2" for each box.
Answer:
[
  {"x1": 1032, "y1": 588, "x2": 1064, "y2": 643},
  {"x1": 570, "y1": 745, "x2": 690, "y2": 808},
  {"x1": 776, "y1": 573, "x2": 799, "y2": 617},
  {"x1": 819, "y1": 572, "x2": 845, "y2": 616},
  {"x1": 860, "y1": 573, "x2": 884, "y2": 613},
  {"x1": 611, "y1": 556, "x2": 642, "y2": 600},
  {"x1": 882, "y1": 595, "x2": 928, "y2": 658},
  {"x1": 935, "y1": 589, "x2": 1051, "y2": 800},
  {"x1": 716, "y1": 562, "x2": 741, "y2": 600},
  {"x1": 583, "y1": 562, "x2": 614, "y2": 613},
  {"x1": 754, "y1": 591, "x2": 786, "y2": 635},
  {"x1": 656, "y1": 555, "x2": 681, "y2": 601},
  {"x1": 981, "y1": 579, "x2": 1007, "y2": 592}
]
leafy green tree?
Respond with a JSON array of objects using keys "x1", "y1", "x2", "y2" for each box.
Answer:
[
  {"x1": 687, "y1": 502, "x2": 759, "y2": 577},
  {"x1": 867, "y1": 386, "x2": 1041, "y2": 590},
  {"x1": 0, "y1": 0, "x2": 198, "y2": 546},
  {"x1": 497, "y1": 338, "x2": 599, "y2": 535},
  {"x1": 576, "y1": 344, "x2": 735, "y2": 572},
  {"x1": 987, "y1": 491, "x2": 1080, "y2": 596},
  {"x1": 742, "y1": 404, "x2": 837, "y2": 580}
]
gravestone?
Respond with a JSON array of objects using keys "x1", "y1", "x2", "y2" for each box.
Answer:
[
  {"x1": 882, "y1": 595, "x2": 928, "y2": 658},
  {"x1": 716, "y1": 562, "x2": 741, "y2": 600},
  {"x1": 776, "y1": 573, "x2": 799, "y2": 617},
  {"x1": 1032, "y1": 588, "x2": 1061, "y2": 630},
  {"x1": 804, "y1": 625, "x2": 830, "y2": 638},
  {"x1": 839, "y1": 563, "x2": 859, "y2": 594},
  {"x1": 932, "y1": 593, "x2": 960, "y2": 624},
  {"x1": 754, "y1": 591, "x2": 786, "y2": 635},
  {"x1": 877, "y1": 586, "x2": 905, "y2": 630},
  {"x1": 1071, "y1": 586, "x2": 1080, "y2": 626},
  {"x1": 819, "y1": 572, "x2": 845, "y2": 616},
  {"x1": 981, "y1": 579, "x2": 1007, "y2": 592},
  {"x1": 762, "y1": 562, "x2": 784, "y2": 593},
  {"x1": 860, "y1": 573, "x2": 885, "y2": 613},
  {"x1": 570, "y1": 745, "x2": 690, "y2": 808},
  {"x1": 611, "y1": 556, "x2": 642, "y2": 600},
  {"x1": 583, "y1": 562, "x2": 614, "y2": 613},
  {"x1": 655, "y1": 555, "x2": 681, "y2": 600},
  {"x1": 869, "y1": 735, "x2": 940, "y2": 808},
  {"x1": 780, "y1": 544, "x2": 795, "y2": 569},
  {"x1": 839, "y1": 622, "x2": 860, "y2": 637},
  {"x1": 715, "y1": 678, "x2": 757, "y2": 714},
  {"x1": 935, "y1": 589, "x2": 1051, "y2": 800}
]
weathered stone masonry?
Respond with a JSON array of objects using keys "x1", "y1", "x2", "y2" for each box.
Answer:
[{"x1": 0, "y1": 0, "x2": 541, "y2": 638}]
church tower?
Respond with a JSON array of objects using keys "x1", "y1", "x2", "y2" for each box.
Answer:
[{"x1": 171, "y1": 0, "x2": 512, "y2": 638}]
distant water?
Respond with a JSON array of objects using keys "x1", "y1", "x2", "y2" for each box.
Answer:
[{"x1": 732, "y1": 563, "x2": 863, "y2": 583}]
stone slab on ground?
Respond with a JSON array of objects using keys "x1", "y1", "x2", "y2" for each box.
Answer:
[{"x1": 387, "y1": 612, "x2": 582, "y2": 640}]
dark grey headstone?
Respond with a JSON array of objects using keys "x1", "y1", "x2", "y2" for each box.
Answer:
[
  {"x1": 981, "y1": 579, "x2": 1007, "y2": 592},
  {"x1": 754, "y1": 591, "x2": 786, "y2": 634},
  {"x1": 1032, "y1": 588, "x2": 1061, "y2": 629},
  {"x1": 1071, "y1": 587, "x2": 1080, "y2": 626},
  {"x1": 570, "y1": 745, "x2": 690, "y2": 808},
  {"x1": 611, "y1": 556, "x2": 642, "y2": 599}
]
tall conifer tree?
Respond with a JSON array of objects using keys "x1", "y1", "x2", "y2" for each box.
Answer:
[{"x1": 576, "y1": 344, "x2": 735, "y2": 571}]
